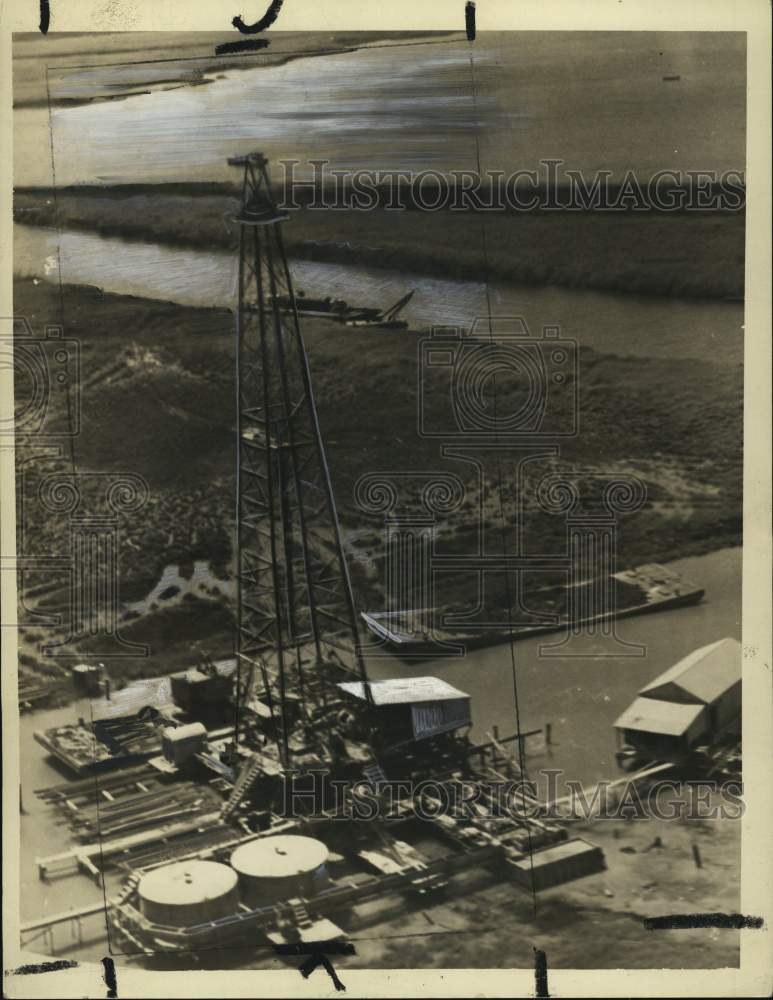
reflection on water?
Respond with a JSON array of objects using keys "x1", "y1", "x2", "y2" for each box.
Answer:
[
  {"x1": 21, "y1": 39, "x2": 488, "y2": 187},
  {"x1": 15, "y1": 224, "x2": 743, "y2": 363},
  {"x1": 14, "y1": 34, "x2": 745, "y2": 189}
]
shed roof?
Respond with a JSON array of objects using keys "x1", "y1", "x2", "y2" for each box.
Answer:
[
  {"x1": 614, "y1": 697, "x2": 705, "y2": 737},
  {"x1": 171, "y1": 659, "x2": 236, "y2": 683},
  {"x1": 212, "y1": 658, "x2": 237, "y2": 677},
  {"x1": 337, "y1": 676, "x2": 469, "y2": 706},
  {"x1": 640, "y1": 637, "x2": 741, "y2": 704},
  {"x1": 163, "y1": 722, "x2": 207, "y2": 742}
]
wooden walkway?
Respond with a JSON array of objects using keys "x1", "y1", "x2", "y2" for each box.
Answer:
[
  {"x1": 20, "y1": 901, "x2": 107, "y2": 954},
  {"x1": 36, "y1": 811, "x2": 223, "y2": 884}
]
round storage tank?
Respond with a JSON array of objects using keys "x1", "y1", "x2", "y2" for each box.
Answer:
[
  {"x1": 138, "y1": 860, "x2": 239, "y2": 927},
  {"x1": 230, "y1": 835, "x2": 329, "y2": 907}
]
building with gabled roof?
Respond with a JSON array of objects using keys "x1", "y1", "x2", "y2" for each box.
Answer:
[
  {"x1": 640, "y1": 637, "x2": 741, "y2": 705},
  {"x1": 614, "y1": 637, "x2": 741, "y2": 761}
]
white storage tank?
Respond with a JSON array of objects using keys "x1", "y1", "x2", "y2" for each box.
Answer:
[
  {"x1": 138, "y1": 860, "x2": 238, "y2": 927},
  {"x1": 230, "y1": 835, "x2": 329, "y2": 907}
]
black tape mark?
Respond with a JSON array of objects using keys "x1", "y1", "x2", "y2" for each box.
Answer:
[
  {"x1": 645, "y1": 913, "x2": 764, "y2": 931},
  {"x1": 101, "y1": 957, "x2": 118, "y2": 998},
  {"x1": 215, "y1": 38, "x2": 271, "y2": 55},
  {"x1": 7, "y1": 960, "x2": 78, "y2": 976},
  {"x1": 273, "y1": 941, "x2": 355, "y2": 956},
  {"x1": 534, "y1": 948, "x2": 549, "y2": 998},
  {"x1": 300, "y1": 953, "x2": 346, "y2": 991},
  {"x1": 233, "y1": 0, "x2": 283, "y2": 35},
  {"x1": 39, "y1": 0, "x2": 50, "y2": 33},
  {"x1": 465, "y1": 1, "x2": 476, "y2": 42},
  {"x1": 273, "y1": 942, "x2": 354, "y2": 992}
]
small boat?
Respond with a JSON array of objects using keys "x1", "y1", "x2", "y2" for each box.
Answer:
[{"x1": 361, "y1": 563, "x2": 705, "y2": 659}]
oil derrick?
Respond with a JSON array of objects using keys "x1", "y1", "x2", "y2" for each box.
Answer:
[{"x1": 230, "y1": 152, "x2": 372, "y2": 766}]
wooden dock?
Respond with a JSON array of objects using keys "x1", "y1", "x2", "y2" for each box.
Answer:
[
  {"x1": 36, "y1": 811, "x2": 224, "y2": 885},
  {"x1": 20, "y1": 901, "x2": 108, "y2": 954},
  {"x1": 546, "y1": 760, "x2": 676, "y2": 812}
]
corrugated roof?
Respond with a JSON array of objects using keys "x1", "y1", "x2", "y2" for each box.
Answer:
[
  {"x1": 614, "y1": 696, "x2": 705, "y2": 736},
  {"x1": 337, "y1": 676, "x2": 470, "y2": 705},
  {"x1": 640, "y1": 637, "x2": 741, "y2": 704}
]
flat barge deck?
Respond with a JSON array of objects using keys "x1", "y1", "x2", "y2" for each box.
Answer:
[{"x1": 362, "y1": 563, "x2": 705, "y2": 657}]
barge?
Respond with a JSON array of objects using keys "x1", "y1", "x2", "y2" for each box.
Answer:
[
  {"x1": 272, "y1": 289, "x2": 414, "y2": 329},
  {"x1": 361, "y1": 563, "x2": 705, "y2": 658},
  {"x1": 33, "y1": 706, "x2": 180, "y2": 776}
]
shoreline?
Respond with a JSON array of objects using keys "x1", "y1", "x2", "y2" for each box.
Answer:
[
  {"x1": 14, "y1": 191, "x2": 745, "y2": 301},
  {"x1": 13, "y1": 31, "x2": 461, "y2": 110}
]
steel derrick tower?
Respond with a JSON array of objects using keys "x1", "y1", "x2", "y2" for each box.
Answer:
[{"x1": 230, "y1": 152, "x2": 371, "y2": 764}]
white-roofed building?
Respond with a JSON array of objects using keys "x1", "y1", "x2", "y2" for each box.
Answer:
[
  {"x1": 614, "y1": 637, "x2": 741, "y2": 760},
  {"x1": 337, "y1": 676, "x2": 472, "y2": 747},
  {"x1": 639, "y1": 637, "x2": 741, "y2": 729}
]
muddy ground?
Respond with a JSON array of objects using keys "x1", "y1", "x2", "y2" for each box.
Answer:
[{"x1": 352, "y1": 805, "x2": 741, "y2": 970}]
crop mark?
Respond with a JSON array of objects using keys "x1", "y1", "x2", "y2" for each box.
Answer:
[
  {"x1": 644, "y1": 912, "x2": 764, "y2": 931},
  {"x1": 233, "y1": 0, "x2": 284, "y2": 34},
  {"x1": 6, "y1": 960, "x2": 78, "y2": 976},
  {"x1": 101, "y1": 956, "x2": 118, "y2": 998},
  {"x1": 466, "y1": 1, "x2": 477, "y2": 42},
  {"x1": 273, "y1": 941, "x2": 355, "y2": 991},
  {"x1": 534, "y1": 948, "x2": 549, "y2": 997}
]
